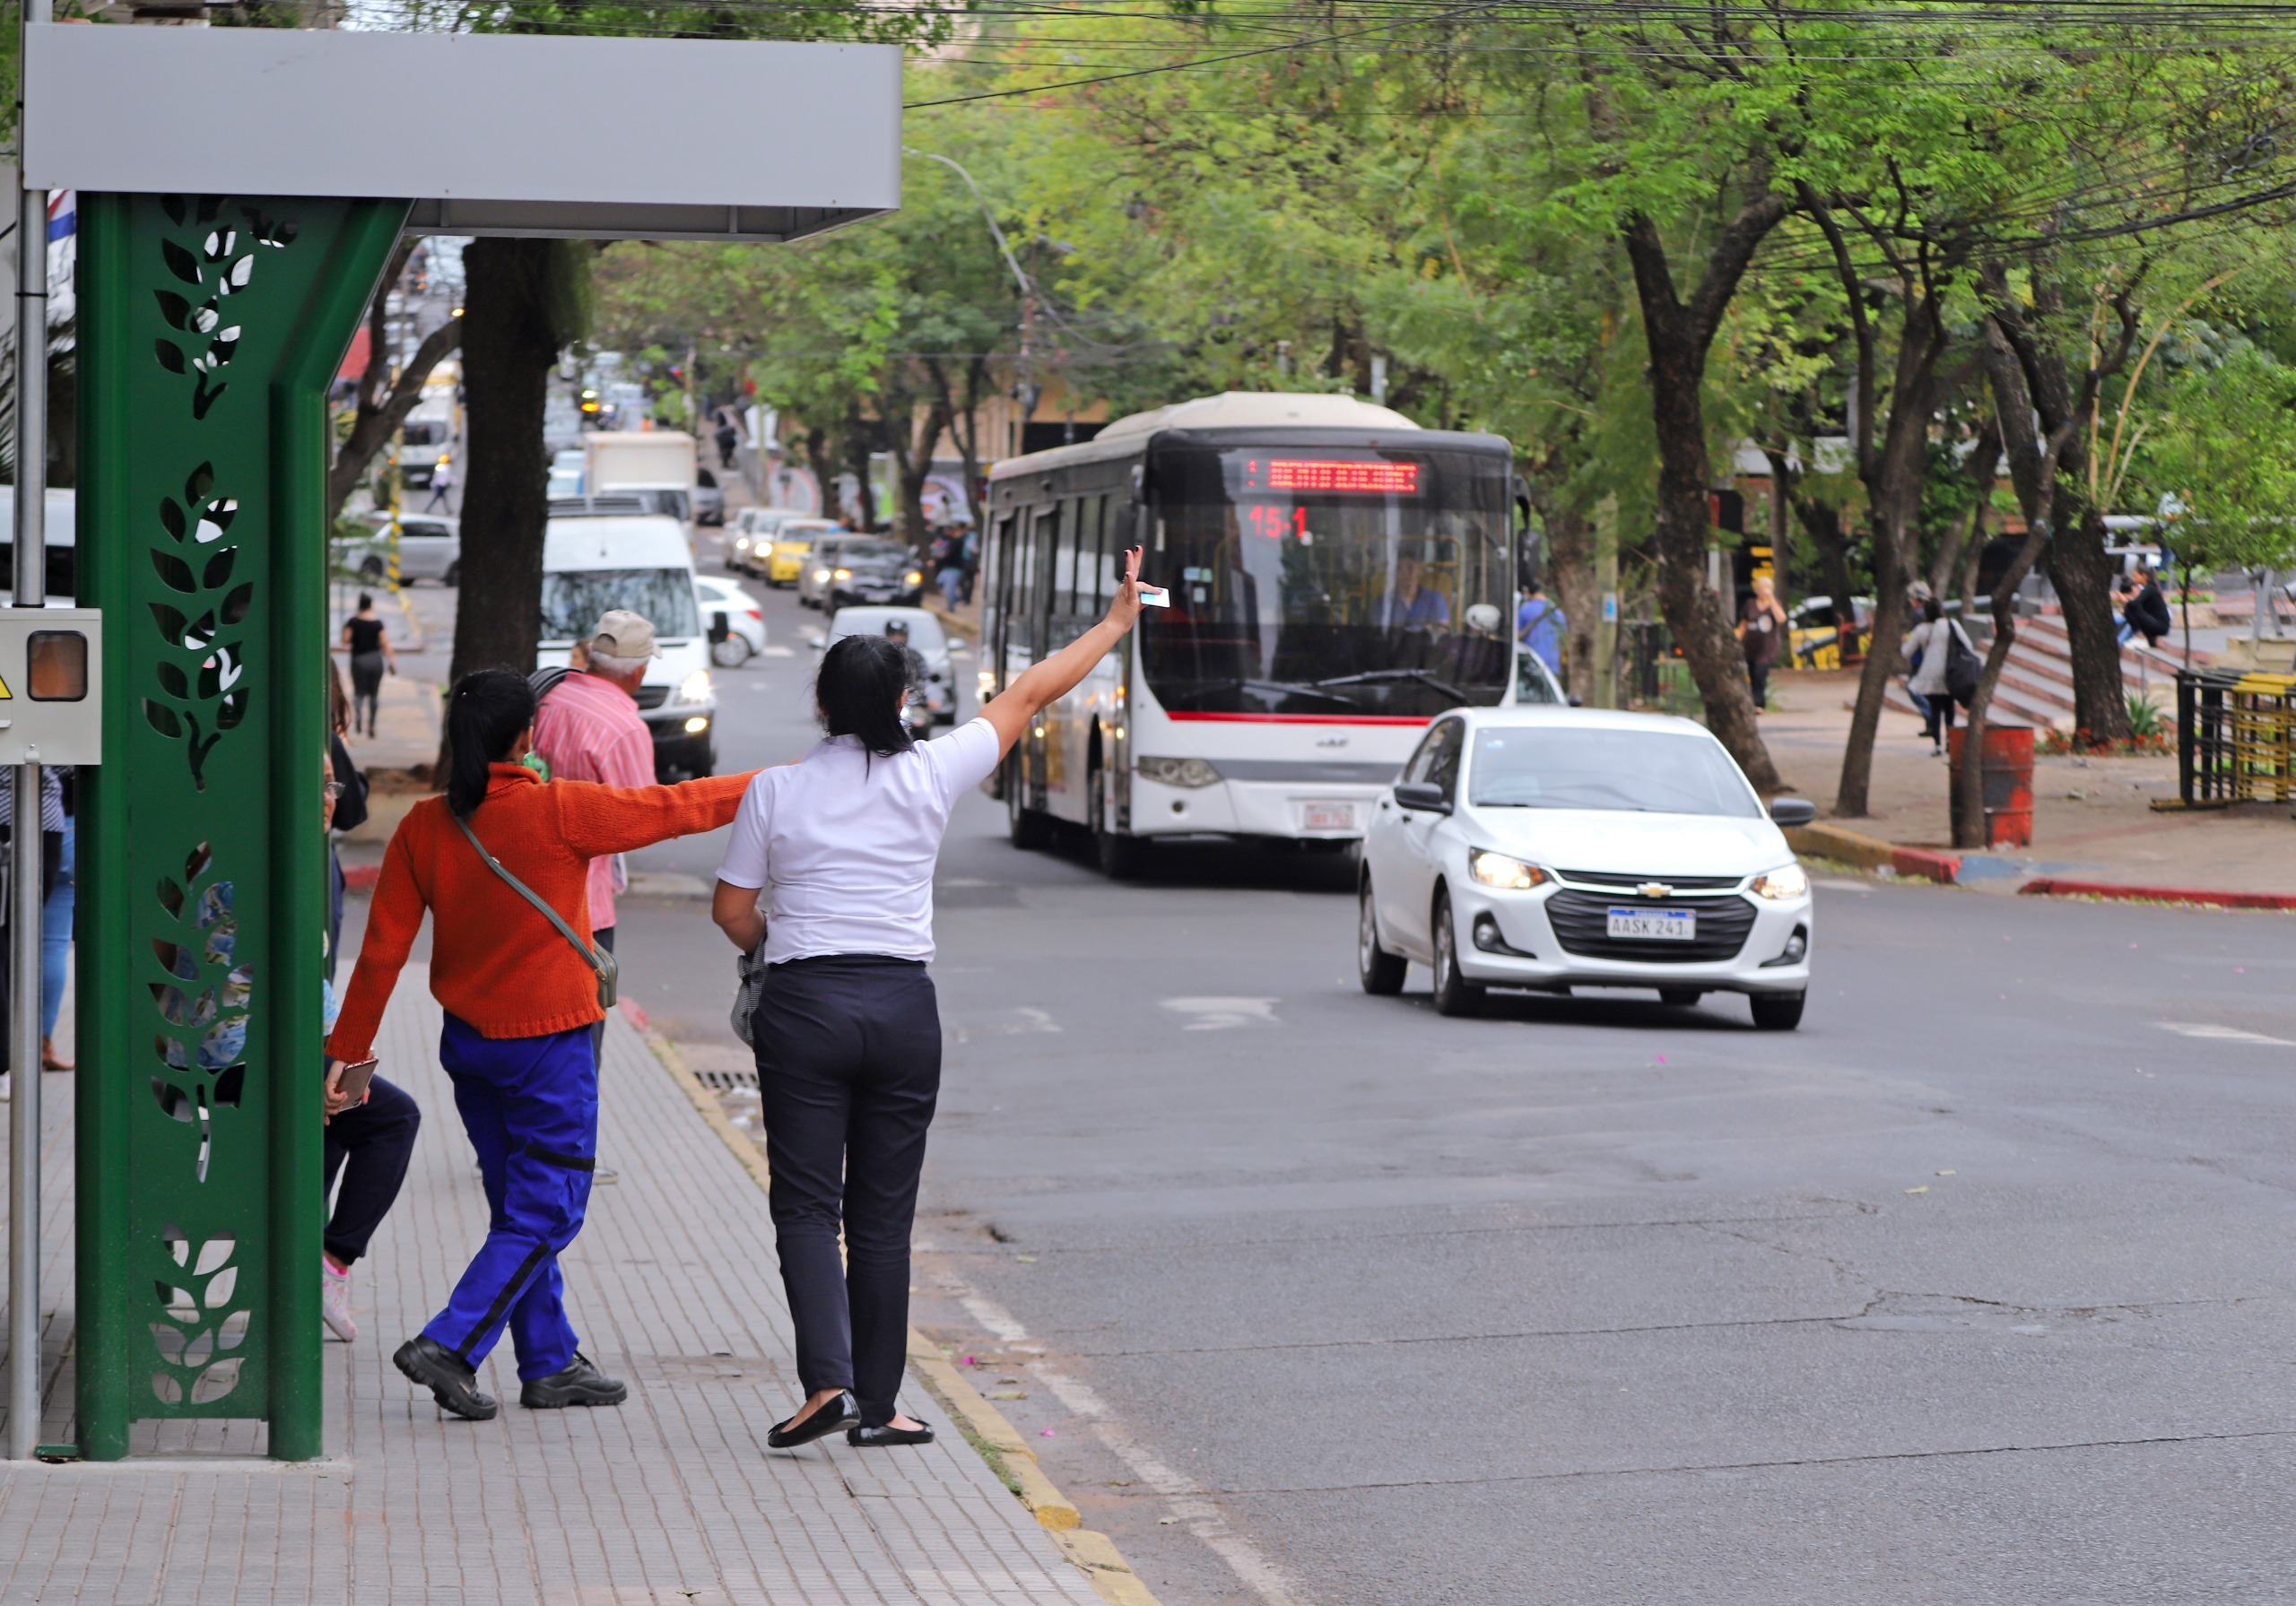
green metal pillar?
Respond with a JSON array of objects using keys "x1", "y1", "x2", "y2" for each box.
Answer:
[{"x1": 75, "y1": 193, "x2": 408, "y2": 1460}]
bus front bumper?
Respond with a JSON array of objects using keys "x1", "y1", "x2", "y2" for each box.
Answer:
[{"x1": 1129, "y1": 777, "x2": 1384, "y2": 841}]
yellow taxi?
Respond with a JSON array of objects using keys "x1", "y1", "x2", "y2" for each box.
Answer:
[{"x1": 767, "y1": 518, "x2": 842, "y2": 587}]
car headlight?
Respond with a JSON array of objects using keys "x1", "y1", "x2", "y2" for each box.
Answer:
[
  {"x1": 734, "y1": 537, "x2": 751, "y2": 551},
  {"x1": 673, "y1": 669, "x2": 713, "y2": 706},
  {"x1": 813, "y1": 568, "x2": 831, "y2": 582},
  {"x1": 1136, "y1": 756, "x2": 1219, "y2": 788},
  {"x1": 905, "y1": 570, "x2": 923, "y2": 586},
  {"x1": 833, "y1": 568, "x2": 851, "y2": 580},
  {"x1": 1468, "y1": 848, "x2": 1548, "y2": 890},
  {"x1": 1750, "y1": 863, "x2": 1809, "y2": 899}
]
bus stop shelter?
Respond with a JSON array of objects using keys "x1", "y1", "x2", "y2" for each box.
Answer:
[{"x1": 19, "y1": 21, "x2": 899, "y2": 1460}]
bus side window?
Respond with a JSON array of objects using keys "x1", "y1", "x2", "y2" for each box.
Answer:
[
  {"x1": 1085, "y1": 494, "x2": 1109, "y2": 613},
  {"x1": 989, "y1": 511, "x2": 1018, "y2": 676},
  {"x1": 1051, "y1": 498, "x2": 1079, "y2": 631},
  {"x1": 1030, "y1": 504, "x2": 1059, "y2": 656}
]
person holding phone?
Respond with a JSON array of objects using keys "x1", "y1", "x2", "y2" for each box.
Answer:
[
  {"x1": 330, "y1": 669, "x2": 752, "y2": 1421},
  {"x1": 710, "y1": 545, "x2": 1148, "y2": 1450}
]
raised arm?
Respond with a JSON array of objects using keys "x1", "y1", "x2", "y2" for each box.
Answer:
[
  {"x1": 325, "y1": 821, "x2": 427, "y2": 1065},
  {"x1": 979, "y1": 545, "x2": 1145, "y2": 757},
  {"x1": 555, "y1": 770, "x2": 756, "y2": 860}
]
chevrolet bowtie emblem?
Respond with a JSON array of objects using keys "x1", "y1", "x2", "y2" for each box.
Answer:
[{"x1": 1637, "y1": 882, "x2": 1673, "y2": 898}]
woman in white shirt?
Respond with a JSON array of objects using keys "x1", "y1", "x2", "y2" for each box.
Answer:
[
  {"x1": 1903, "y1": 596, "x2": 1975, "y2": 755},
  {"x1": 712, "y1": 548, "x2": 1146, "y2": 1449}
]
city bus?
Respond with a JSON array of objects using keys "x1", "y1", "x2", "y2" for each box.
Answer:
[{"x1": 980, "y1": 391, "x2": 1527, "y2": 876}]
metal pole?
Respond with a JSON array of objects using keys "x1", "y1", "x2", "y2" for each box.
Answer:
[{"x1": 9, "y1": 166, "x2": 50, "y2": 1463}]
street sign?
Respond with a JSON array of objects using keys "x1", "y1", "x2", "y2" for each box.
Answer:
[{"x1": 0, "y1": 608, "x2": 100, "y2": 765}]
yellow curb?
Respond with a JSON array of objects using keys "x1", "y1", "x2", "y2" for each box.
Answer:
[
  {"x1": 1784, "y1": 820, "x2": 1895, "y2": 871},
  {"x1": 641, "y1": 1030, "x2": 1162, "y2": 1600}
]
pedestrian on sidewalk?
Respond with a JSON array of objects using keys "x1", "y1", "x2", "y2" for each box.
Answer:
[
  {"x1": 1904, "y1": 597, "x2": 1977, "y2": 755},
  {"x1": 2119, "y1": 564, "x2": 2171, "y2": 647},
  {"x1": 340, "y1": 593, "x2": 398, "y2": 739},
  {"x1": 317, "y1": 746, "x2": 419, "y2": 1345},
  {"x1": 710, "y1": 544, "x2": 1148, "y2": 1451},
  {"x1": 935, "y1": 527, "x2": 967, "y2": 613},
  {"x1": 531, "y1": 611, "x2": 660, "y2": 961},
  {"x1": 424, "y1": 456, "x2": 455, "y2": 511},
  {"x1": 39, "y1": 771, "x2": 74, "y2": 1072},
  {"x1": 1516, "y1": 577, "x2": 1565, "y2": 678},
  {"x1": 1736, "y1": 574, "x2": 1787, "y2": 710},
  {"x1": 329, "y1": 668, "x2": 752, "y2": 1422},
  {"x1": 0, "y1": 766, "x2": 65, "y2": 1102},
  {"x1": 326, "y1": 666, "x2": 370, "y2": 986}
]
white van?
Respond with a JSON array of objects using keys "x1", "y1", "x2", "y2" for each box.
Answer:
[
  {"x1": 0, "y1": 488, "x2": 78, "y2": 603},
  {"x1": 535, "y1": 511, "x2": 719, "y2": 779}
]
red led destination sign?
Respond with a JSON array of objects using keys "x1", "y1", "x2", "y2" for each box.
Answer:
[{"x1": 1245, "y1": 458, "x2": 1421, "y2": 495}]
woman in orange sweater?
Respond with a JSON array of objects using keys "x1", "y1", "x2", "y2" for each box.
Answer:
[{"x1": 327, "y1": 668, "x2": 751, "y2": 1422}]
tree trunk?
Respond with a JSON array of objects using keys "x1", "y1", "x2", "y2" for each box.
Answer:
[
  {"x1": 1928, "y1": 420, "x2": 1999, "y2": 599},
  {"x1": 437, "y1": 239, "x2": 570, "y2": 777},
  {"x1": 2046, "y1": 498, "x2": 2127, "y2": 741},
  {"x1": 798, "y1": 427, "x2": 839, "y2": 521},
  {"x1": 1540, "y1": 499, "x2": 1597, "y2": 703},
  {"x1": 843, "y1": 408, "x2": 881, "y2": 531},
  {"x1": 1620, "y1": 204, "x2": 1787, "y2": 793}
]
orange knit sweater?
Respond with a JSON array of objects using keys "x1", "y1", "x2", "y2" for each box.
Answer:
[{"x1": 327, "y1": 763, "x2": 752, "y2": 1062}]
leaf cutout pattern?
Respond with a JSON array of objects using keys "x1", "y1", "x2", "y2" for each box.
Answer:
[
  {"x1": 194, "y1": 1236, "x2": 234, "y2": 1276},
  {"x1": 204, "y1": 1267, "x2": 237, "y2": 1307},
  {"x1": 144, "y1": 701, "x2": 183, "y2": 739},
  {"x1": 155, "y1": 661, "x2": 187, "y2": 699},
  {"x1": 201, "y1": 548, "x2": 235, "y2": 588},
  {"x1": 189, "y1": 1359, "x2": 241, "y2": 1404},
  {"x1": 218, "y1": 1311, "x2": 248, "y2": 1350},
  {"x1": 150, "y1": 1324, "x2": 186, "y2": 1364},
  {"x1": 161, "y1": 239, "x2": 202, "y2": 285},
  {"x1": 154, "y1": 340, "x2": 187, "y2": 375},
  {"x1": 151, "y1": 550, "x2": 196, "y2": 593}
]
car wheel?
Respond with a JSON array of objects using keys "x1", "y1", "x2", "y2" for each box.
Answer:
[
  {"x1": 1659, "y1": 987, "x2": 1703, "y2": 1007},
  {"x1": 712, "y1": 634, "x2": 752, "y2": 668},
  {"x1": 1006, "y1": 759, "x2": 1052, "y2": 850},
  {"x1": 1089, "y1": 768, "x2": 1144, "y2": 880},
  {"x1": 360, "y1": 556, "x2": 386, "y2": 581},
  {"x1": 441, "y1": 560, "x2": 460, "y2": 587},
  {"x1": 1431, "y1": 889, "x2": 1483, "y2": 1018},
  {"x1": 1749, "y1": 991, "x2": 1805, "y2": 1031},
  {"x1": 1357, "y1": 879, "x2": 1407, "y2": 996}
]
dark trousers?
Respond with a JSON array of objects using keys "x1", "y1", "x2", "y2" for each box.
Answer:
[
  {"x1": 1925, "y1": 690, "x2": 1961, "y2": 746},
  {"x1": 0, "y1": 829, "x2": 65, "y2": 1074},
  {"x1": 420, "y1": 1014, "x2": 596, "y2": 1380},
  {"x1": 1747, "y1": 658, "x2": 1774, "y2": 709},
  {"x1": 752, "y1": 955, "x2": 941, "y2": 1428},
  {"x1": 323, "y1": 1073, "x2": 421, "y2": 1265},
  {"x1": 350, "y1": 652, "x2": 385, "y2": 736}
]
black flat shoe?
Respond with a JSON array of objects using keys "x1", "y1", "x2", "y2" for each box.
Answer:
[
  {"x1": 767, "y1": 1391, "x2": 859, "y2": 1448},
  {"x1": 848, "y1": 1419, "x2": 935, "y2": 1447},
  {"x1": 520, "y1": 1352, "x2": 629, "y2": 1409},
  {"x1": 395, "y1": 1335, "x2": 499, "y2": 1421}
]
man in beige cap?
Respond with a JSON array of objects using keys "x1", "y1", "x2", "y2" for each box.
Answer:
[{"x1": 531, "y1": 609, "x2": 659, "y2": 959}]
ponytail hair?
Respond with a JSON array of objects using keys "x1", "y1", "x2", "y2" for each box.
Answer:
[
  {"x1": 815, "y1": 633, "x2": 916, "y2": 761},
  {"x1": 445, "y1": 668, "x2": 538, "y2": 819}
]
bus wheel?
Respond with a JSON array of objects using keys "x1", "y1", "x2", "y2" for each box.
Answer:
[
  {"x1": 1090, "y1": 769, "x2": 1143, "y2": 879},
  {"x1": 1006, "y1": 762, "x2": 1052, "y2": 850}
]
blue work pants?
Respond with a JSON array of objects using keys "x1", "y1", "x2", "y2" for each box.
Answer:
[{"x1": 420, "y1": 1015, "x2": 596, "y2": 1380}]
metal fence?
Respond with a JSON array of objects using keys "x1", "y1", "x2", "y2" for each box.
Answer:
[{"x1": 2175, "y1": 668, "x2": 2296, "y2": 806}]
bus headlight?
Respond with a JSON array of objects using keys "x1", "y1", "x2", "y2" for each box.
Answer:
[
  {"x1": 673, "y1": 669, "x2": 713, "y2": 706},
  {"x1": 1750, "y1": 863, "x2": 1808, "y2": 899},
  {"x1": 1468, "y1": 848, "x2": 1548, "y2": 890},
  {"x1": 1136, "y1": 756, "x2": 1219, "y2": 788}
]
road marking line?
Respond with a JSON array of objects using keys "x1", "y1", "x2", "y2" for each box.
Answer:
[
  {"x1": 2156, "y1": 1022, "x2": 2296, "y2": 1046},
  {"x1": 935, "y1": 1270, "x2": 1308, "y2": 1606},
  {"x1": 1159, "y1": 997, "x2": 1282, "y2": 1031}
]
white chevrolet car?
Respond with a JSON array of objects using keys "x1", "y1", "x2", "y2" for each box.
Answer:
[{"x1": 1358, "y1": 708, "x2": 1816, "y2": 1029}]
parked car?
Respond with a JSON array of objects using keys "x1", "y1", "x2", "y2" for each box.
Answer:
[
  {"x1": 692, "y1": 466, "x2": 726, "y2": 526},
  {"x1": 695, "y1": 573, "x2": 769, "y2": 666},
  {"x1": 547, "y1": 447, "x2": 585, "y2": 499},
  {"x1": 1357, "y1": 707, "x2": 1814, "y2": 1028},
  {"x1": 1787, "y1": 595, "x2": 1874, "y2": 669},
  {"x1": 827, "y1": 604, "x2": 955, "y2": 725},
  {"x1": 342, "y1": 514, "x2": 461, "y2": 586},
  {"x1": 820, "y1": 536, "x2": 924, "y2": 611}
]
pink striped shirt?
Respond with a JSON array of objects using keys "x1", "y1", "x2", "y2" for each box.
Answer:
[{"x1": 532, "y1": 671, "x2": 656, "y2": 932}]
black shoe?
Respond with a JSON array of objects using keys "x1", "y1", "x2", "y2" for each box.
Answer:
[
  {"x1": 520, "y1": 1352, "x2": 628, "y2": 1410},
  {"x1": 767, "y1": 1391, "x2": 859, "y2": 1448},
  {"x1": 848, "y1": 1419, "x2": 935, "y2": 1447},
  {"x1": 394, "y1": 1336, "x2": 498, "y2": 1421}
]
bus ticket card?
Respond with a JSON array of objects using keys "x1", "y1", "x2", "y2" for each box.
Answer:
[{"x1": 1136, "y1": 584, "x2": 1171, "y2": 608}]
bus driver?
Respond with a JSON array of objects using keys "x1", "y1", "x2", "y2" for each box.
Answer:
[{"x1": 1371, "y1": 551, "x2": 1451, "y2": 631}]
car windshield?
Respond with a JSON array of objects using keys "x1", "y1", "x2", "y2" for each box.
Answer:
[
  {"x1": 1468, "y1": 726, "x2": 1761, "y2": 817},
  {"x1": 1142, "y1": 445, "x2": 1512, "y2": 716},
  {"x1": 832, "y1": 611, "x2": 944, "y2": 653},
  {"x1": 540, "y1": 569, "x2": 703, "y2": 641},
  {"x1": 839, "y1": 542, "x2": 909, "y2": 566}
]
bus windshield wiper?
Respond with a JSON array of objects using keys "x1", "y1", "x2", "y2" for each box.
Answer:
[
  {"x1": 1315, "y1": 668, "x2": 1468, "y2": 703},
  {"x1": 1201, "y1": 677, "x2": 1366, "y2": 711}
]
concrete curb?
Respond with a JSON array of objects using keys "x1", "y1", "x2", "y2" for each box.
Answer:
[
  {"x1": 1784, "y1": 820, "x2": 1962, "y2": 885},
  {"x1": 641, "y1": 1029, "x2": 1166, "y2": 1606},
  {"x1": 2018, "y1": 878, "x2": 2296, "y2": 911}
]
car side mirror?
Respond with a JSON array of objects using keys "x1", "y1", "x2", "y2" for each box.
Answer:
[
  {"x1": 1393, "y1": 781, "x2": 1452, "y2": 815},
  {"x1": 708, "y1": 610, "x2": 731, "y2": 645},
  {"x1": 1567, "y1": 694, "x2": 1584, "y2": 708},
  {"x1": 1767, "y1": 796, "x2": 1818, "y2": 827}
]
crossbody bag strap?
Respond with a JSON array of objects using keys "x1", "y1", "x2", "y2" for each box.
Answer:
[{"x1": 451, "y1": 811, "x2": 618, "y2": 1009}]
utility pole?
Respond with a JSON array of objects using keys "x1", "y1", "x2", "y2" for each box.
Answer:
[
  {"x1": 1593, "y1": 494, "x2": 1620, "y2": 711},
  {"x1": 10, "y1": 0, "x2": 52, "y2": 1464}
]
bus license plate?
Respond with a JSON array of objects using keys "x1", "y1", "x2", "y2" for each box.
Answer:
[
  {"x1": 1608, "y1": 907, "x2": 1695, "y2": 941},
  {"x1": 1301, "y1": 801, "x2": 1357, "y2": 832}
]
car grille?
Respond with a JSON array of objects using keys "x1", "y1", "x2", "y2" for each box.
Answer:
[
  {"x1": 1554, "y1": 870, "x2": 1744, "y2": 893},
  {"x1": 1544, "y1": 889, "x2": 1756, "y2": 963},
  {"x1": 633, "y1": 685, "x2": 669, "y2": 710}
]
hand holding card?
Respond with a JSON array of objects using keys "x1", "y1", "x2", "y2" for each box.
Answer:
[{"x1": 1136, "y1": 584, "x2": 1170, "y2": 608}]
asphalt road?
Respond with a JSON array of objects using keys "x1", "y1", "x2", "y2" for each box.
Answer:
[{"x1": 427, "y1": 548, "x2": 2296, "y2": 1605}]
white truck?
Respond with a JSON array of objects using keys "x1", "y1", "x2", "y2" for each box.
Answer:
[{"x1": 582, "y1": 430, "x2": 698, "y2": 524}]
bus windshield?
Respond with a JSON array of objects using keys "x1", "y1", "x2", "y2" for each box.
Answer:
[{"x1": 1142, "y1": 446, "x2": 1512, "y2": 717}]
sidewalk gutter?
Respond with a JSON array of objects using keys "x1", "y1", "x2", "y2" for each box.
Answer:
[
  {"x1": 1785, "y1": 820, "x2": 1962, "y2": 885},
  {"x1": 644, "y1": 1031, "x2": 1166, "y2": 1606},
  {"x1": 2018, "y1": 878, "x2": 2296, "y2": 911}
]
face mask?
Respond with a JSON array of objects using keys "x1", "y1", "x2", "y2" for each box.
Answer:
[{"x1": 521, "y1": 751, "x2": 552, "y2": 782}]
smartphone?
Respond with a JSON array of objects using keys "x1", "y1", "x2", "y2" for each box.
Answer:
[
  {"x1": 329, "y1": 1056, "x2": 379, "y2": 1106},
  {"x1": 1136, "y1": 584, "x2": 1170, "y2": 609}
]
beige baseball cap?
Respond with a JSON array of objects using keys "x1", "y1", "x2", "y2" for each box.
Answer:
[{"x1": 587, "y1": 610, "x2": 660, "y2": 660}]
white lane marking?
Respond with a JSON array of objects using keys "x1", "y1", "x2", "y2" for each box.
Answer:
[
  {"x1": 2156, "y1": 1021, "x2": 2296, "y2": 1046},
  {"x1": 934, "y1": 1272, "x2": 1307, "y2": 1606},
  {"x1": 1814, "y1": 879, "x2": 1872, "y2": 892},
  {"x1": 946, "y1": 1006, "x2": 1061, "y2": 1046},
  {"x1": 761, "y1": 644, "x2": 796, "y2": 657},
  {"x1": 1160, "y1": 996, "x2": 1282, "y2": 1032}
]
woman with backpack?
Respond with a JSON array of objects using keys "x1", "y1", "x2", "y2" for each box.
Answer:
[
  {"x1": 327, "y1": 668, "x2": 752, "y2": 1422},
  {"x1": 710, "y1": 544, "x2": 1147, "y2": 1451},
  {"x1": 1904, "y1": 596, "x2": 1979, "y2": 755}
]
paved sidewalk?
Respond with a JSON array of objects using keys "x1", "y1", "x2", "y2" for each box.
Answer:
[{"x1": 0, "y1": 973, "x2": 1100, "y2": 1605}]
